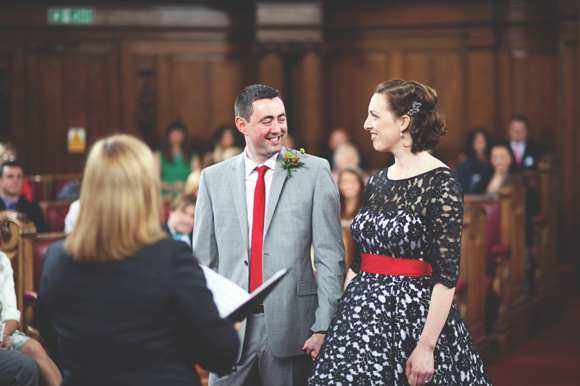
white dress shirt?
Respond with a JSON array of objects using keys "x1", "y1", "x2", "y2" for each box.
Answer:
[
  {"x1": 64, "y1": 199, "x2": 80, "y2": 233},
  {"x1": 243, "y1": 148, "x2": 278, "y2": 251},
  {"x1": 510, "y1": 140, "x2": 526, "y2": 164},
  {"x1": 0, "y1": 252, "x2": 20, "y2": 323}
]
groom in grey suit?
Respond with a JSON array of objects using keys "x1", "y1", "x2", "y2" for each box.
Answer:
[{"x1": 193, "y1": 84, "x2": 345, "y2": 385}]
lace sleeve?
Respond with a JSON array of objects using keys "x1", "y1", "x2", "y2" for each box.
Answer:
[{"x1": 427, "y1": 172, "x2": 464, "y2": 288}]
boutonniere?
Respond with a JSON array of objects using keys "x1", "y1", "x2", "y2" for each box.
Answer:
[{"x1": 281, "y1": 148, "x2": 306, "y2": 179}]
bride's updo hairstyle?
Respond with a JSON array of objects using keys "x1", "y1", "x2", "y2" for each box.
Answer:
[{"x1": 375, "y1": 79, "x2": 447, "y2": 153}]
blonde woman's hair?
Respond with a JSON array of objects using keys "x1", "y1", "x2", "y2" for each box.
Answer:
[{"x1": 65, "y1": 134, "x2": 165, "y2": 262}]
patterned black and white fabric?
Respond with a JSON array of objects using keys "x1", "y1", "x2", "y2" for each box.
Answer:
[{"x1": 309, "y1": 168, "x2": 492, "y2": 385}]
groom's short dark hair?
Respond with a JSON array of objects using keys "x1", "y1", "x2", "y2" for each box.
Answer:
[{"x1": 235, "y1": 84, "x2": 281, "y2": 121}]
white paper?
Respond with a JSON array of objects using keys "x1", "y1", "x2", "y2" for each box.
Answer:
[{"x1": 201, "y1": 266, "x2": 250, "y2": 319}]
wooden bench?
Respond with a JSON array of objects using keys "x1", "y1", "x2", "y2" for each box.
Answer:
[{"x1": 0, "y1": 211, "x2": 36, "y2": 334}]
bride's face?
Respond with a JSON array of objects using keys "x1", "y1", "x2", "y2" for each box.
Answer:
[{"x1": 363, "y1": 93, "x2": 403, "y2": 153}]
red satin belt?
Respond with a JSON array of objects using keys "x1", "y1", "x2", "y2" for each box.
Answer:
[{"x1": 360, "y1": 253, "x2": 432, "y2": 277}]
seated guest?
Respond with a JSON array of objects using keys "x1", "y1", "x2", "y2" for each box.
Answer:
[
  {"x1": 162, "y1": 193, "x2": 196, "y2": 248},
  {"x1": 1, "y1": 252, "x2": 61, "y2": 385},
  {"x1": 334, "y1": 143, "x2": 361, "y2": 171},
  {"x1": 456, "y1": 128, "x2": 493, "y2": 193},
  {"x1": 338, "y1": 168, "x2": 365, "y2": 223},
  {"x1": 202, "y1": 124, "x2": 240, "y2": 167},
  {"x1": 0, "y1": 142, "x2": 32, "y2": 201},
  {"x1": 324, "y1": 127, "x2": 350, "y2": 168},
  {"x1": 156, "y1": 120, "x2": 201, "y2": 200},
  {"x1": 0, "y1": 161, "x2": 47, "y2": 233},
  {"x1": 64, "y1": 199, "x2": 80, "y2": 233},
  {"x1": 0, "y1": 350, "x2": 39, "y2": 386},
  {"x1": 56, "y1": 179, "x2": 80, "y2": 201},
  {"x1": 475, "y1": 142, "x2": 516, "y2": 194},
  {"x1": 332, "y1": 143, "x2": 363, "y2": 182},
  {"x1": 508, "y1": 115, "x2": 545, "y2": 170},
  {"x1": 36, "y1": 134, "x2": 239, "y2": 386}
]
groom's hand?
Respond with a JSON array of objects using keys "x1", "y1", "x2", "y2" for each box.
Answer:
[{"x1": 302, "y1": 333, "x2": 325, "y2": 360}]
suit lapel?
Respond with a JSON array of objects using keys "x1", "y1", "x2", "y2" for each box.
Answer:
[
  {"x1": 230, "y1": 154, "x2": 249, "y2": 253},
  {"x1": 264, "y1": 149, "x2": 287, "y2": 237}
]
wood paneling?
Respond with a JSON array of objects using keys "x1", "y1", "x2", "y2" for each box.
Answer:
[
  {"x1": 22, "y1": 42, "x2": 119, "y2": 174},
  {"x1": 0, "y1": 1, "x2": 578, "y2": 263}
]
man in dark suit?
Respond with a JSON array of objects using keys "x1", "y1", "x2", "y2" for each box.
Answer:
[
  {"x1": 0, "y1": 161, "x2": 47, "y2": 233},
  {"x1": 508, "y1": 115, "x2": 545, "y2": 170},
  {"x1": 162, "y1": 193, "x2": 196, "y2": 249}
]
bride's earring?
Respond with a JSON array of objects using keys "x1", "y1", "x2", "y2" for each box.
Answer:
[{"x1": 400, "y1": 132, "x2": 404, "y2": 138}]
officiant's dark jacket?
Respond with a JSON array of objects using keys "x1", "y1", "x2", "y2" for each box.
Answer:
[{"x1": 37, "y1": 238, "x2": 239, "y2": 386}]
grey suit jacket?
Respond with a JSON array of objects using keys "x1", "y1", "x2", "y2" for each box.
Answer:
[{"x1": 192, "y1": 147, "x2": 345, "y2": 359}]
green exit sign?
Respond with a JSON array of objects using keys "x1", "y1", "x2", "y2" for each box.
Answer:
[{"x1": 48, "y1": 8, "x2": 95, "y2": 25}]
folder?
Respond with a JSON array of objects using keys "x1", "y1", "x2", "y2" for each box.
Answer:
[{"x1": 201, "y1": 266, "x2": 290, "y2": 323}]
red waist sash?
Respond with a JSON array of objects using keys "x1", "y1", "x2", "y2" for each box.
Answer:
[{"x1": 360, "y1": 253, "x2": 432, "y2": 277}]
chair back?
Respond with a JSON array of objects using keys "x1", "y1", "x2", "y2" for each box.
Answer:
[
  {"x1": 33, "y1": 233, "x2": 66, "y2": 291},
  {"x1": 27, "y1": 175, "x2": 54, "y2": 201},
  {"x1": 39, "y1": 201, "x2": 72, "y2": 232},
  {"x1": 0, "y1": 211, "x2": 37, "y2": 329},
  {"x1": 162, "y1": 201, "x2": 171, "y2": 223}
]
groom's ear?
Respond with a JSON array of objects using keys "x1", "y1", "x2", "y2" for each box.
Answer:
[{"x1": 235, "y1": 116, "x2": 248, "y2": 135}]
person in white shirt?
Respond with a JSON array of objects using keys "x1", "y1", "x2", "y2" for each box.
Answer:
[
  {"x1": 64, "y1": 199, "x2": 80, "y2": 233},
  {"x1": 508, "y1": 115, "x2": 545, "y2": 170},
  {"x1": 0, "y1": 252, "x2": 61, "y2": 385}
]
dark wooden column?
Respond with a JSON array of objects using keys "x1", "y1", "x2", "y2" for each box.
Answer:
[{"x1": 255, "y1": 2, "x2": 323, "y2": 152}]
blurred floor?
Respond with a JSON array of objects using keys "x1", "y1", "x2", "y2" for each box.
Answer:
[{"x1": 487, "y1": 294, "x2": 580, "y2": 385}]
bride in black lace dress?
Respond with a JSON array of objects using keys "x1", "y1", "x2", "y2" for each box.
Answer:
[{"x1": 309, "y1": 80, "x2": 492, "y2": 385}]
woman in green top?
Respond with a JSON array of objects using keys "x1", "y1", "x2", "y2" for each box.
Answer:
[{"x1": 155, "y1": 120, "x2": 201, "y2": 200}]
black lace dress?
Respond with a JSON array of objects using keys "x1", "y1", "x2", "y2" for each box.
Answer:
[{"x1": 309, "y1": 167, "x2": 492, "y2": 385}]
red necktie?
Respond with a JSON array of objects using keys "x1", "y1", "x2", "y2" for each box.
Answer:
[{"x1": 250, "y1": 166, "x2": 268, "y2": 292}]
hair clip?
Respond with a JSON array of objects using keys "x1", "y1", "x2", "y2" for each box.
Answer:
[{"x1": 407, "y1": 102, "x2": 421, "y2": 116}]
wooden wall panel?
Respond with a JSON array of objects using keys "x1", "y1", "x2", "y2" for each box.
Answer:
[
  {"x1": 167, "y1": 58, "x2": 210, "y2": 141},
  {"x1": 467, "y1": 50, "x2": 496, "y2": 134},
  {"x1": 209, "y1": 60, "x2": 243, "y2": 131},
  {"x1": 558, "y1": 40, "x2": 579, "y2": 264},
  {"x1": 23, "y1": 43, "x2": 119, "y2": 174},
  {"x1": 432, "y1": 54, "x2": 463, "y2": 161}
]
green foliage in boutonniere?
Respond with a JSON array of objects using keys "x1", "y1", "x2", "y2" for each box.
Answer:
[{"x1": 281, "y1": 148, "x2": 306, "y2": 179}]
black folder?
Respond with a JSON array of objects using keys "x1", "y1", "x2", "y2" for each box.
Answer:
[{"x1": 226, "y1": 269, "x2": 289, "y2": 322}]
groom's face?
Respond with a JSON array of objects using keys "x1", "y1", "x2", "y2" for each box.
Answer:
[{"x1": 238, "y1": 97, "x2": 287, "y2": 163}]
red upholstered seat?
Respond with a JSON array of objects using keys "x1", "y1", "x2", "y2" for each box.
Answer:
[
  {"x1": 32, "y1": 233, "x2": 66, "y2": 292},
  {"x1": 162, "y1": 201, "x2": 171, "y2": 223},
  {"x1": 456, "y1": 278, "x2": 468, "y2": 293},
  {"x1": 46, "y1": 205, "x2": 69, "y2": 232}
]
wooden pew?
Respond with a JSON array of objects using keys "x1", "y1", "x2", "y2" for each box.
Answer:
[
  {"x1": 497, "y1": 175, "x2": 531, "y2": 350},
  {"x1": 530, "y1": 155, "x2": 562, "y2": 330},
  {"x1": 455, "y1": 199, "x2": 489, "y2": 361},
  {"x1": 0, "y1": 211, "x2": 36, "y2": 333}
]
